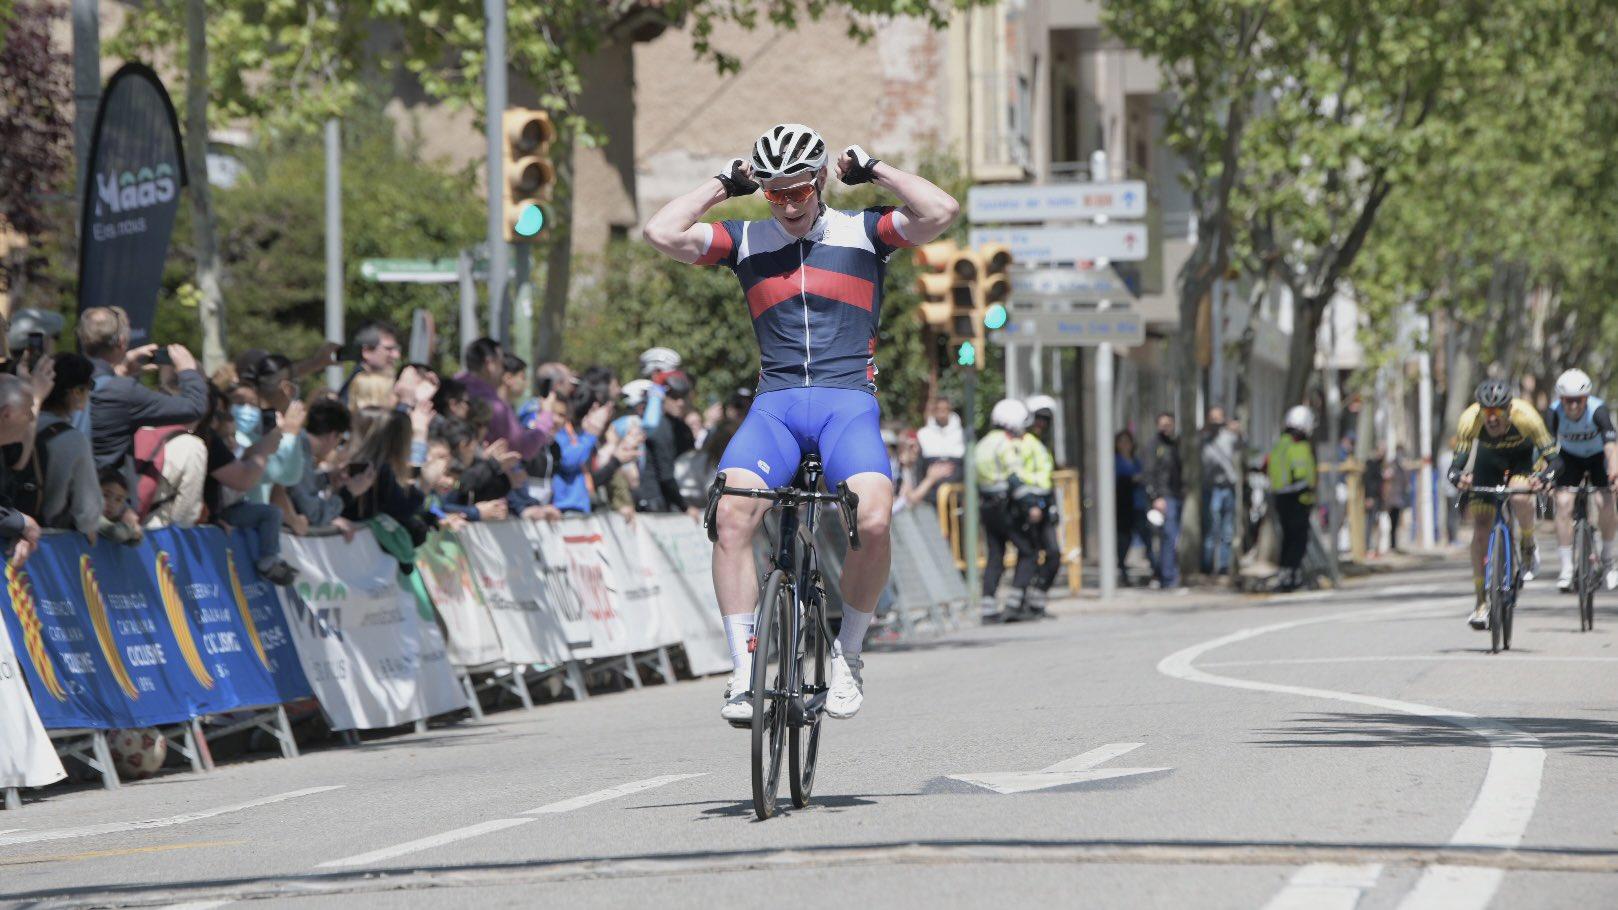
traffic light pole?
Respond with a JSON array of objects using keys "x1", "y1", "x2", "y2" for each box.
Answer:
[
  {"x1": 483, "y1": 0, "x2": 509, "y2": 345},
  {"x1": 512, "y1": 243, "x2": 534, "y2": 374},
  {"x1": 962, "y1": 370, "x2": 981, "y2": 605}
]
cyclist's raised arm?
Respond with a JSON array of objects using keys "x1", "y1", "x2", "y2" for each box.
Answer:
[
  {"x1": 836, "y1": 147, "x2": 959, "y2": 245},
  {"x1": 643, "y1": 178, "x2": 733, "y2": 264}
]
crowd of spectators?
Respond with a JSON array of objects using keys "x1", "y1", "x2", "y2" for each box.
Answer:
[{"x1": 0, "y1": 308, "x2": 780, "y2": 582}]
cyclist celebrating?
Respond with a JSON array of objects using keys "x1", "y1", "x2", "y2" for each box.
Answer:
[
  {"x1": 1449, "y1": 379, "x2": 1558, "y2": 630},
  {"x1": 1543, "y1": 369, "x2": 1618, "y2": 592},
  {"x1": 643, "y1": 123, "x2": 960, "y2": 723}
]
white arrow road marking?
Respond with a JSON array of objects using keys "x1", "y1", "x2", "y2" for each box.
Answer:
[
  {"x1": 0, "y1": 786, "x2": 342, "y2": 848},
  {"x1": 1263, "y1": 863, "x2": 1383, "y2": 910},
  {"x1": 319, "y1": 774, "x2": 705, "y2": 869},
  {"x1": 949, "y1": 743, "x2": 1171, "y2": 794},
  {"x1": 1158, "y1": 603, "x2": 1545, "y2": 910}
]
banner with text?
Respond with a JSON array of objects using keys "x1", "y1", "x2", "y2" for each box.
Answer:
[
  {"x1": 278, "y1": 532, "x2": 465, "y2": 730},
  {"x1": 454, "y1": 522, "x2": 577, "y2": 666},
  {"x1": 0, "y1": 530, "x2": 310, "y2": 730},
  {"x1": 0, "y1": 614, "x2": 65, "y2": 788},
  {"x1": 524, "y1": 519, "x2": 634, "y2": 660},
  {"x1": 414, "y1": 532, "x2": 504, "y2": 668},
  {"x1": 638, "y1": 515, "x2": 731, "y2": 676}
]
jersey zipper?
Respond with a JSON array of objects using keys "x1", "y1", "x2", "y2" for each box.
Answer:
[{"x1": 799, "y1": 239, "x2": 811, "y2": 387}]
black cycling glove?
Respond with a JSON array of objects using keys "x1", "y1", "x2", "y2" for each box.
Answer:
[
  {"x1": 839, "y1": 145, "x2": 882, "y2": 185},
  {"x1": 714, "y1": 158, "x2": 759, "y2": 197}
]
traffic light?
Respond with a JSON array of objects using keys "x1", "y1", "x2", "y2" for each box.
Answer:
[
  {"x1": 914, "y1": 240, "x2": 966, "y2": 334},
  {"x1": 914, "y1": 240, "x2": 987, "y2": 369},
  {"x1": 501, "y1": 108, "x2": 555, "y2": 242},
  {"x1": 978, "y1": 242, "x2": 1012, "y2": 334}
]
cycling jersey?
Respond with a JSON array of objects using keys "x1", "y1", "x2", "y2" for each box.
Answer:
[
  {"x1": 697, "y1": 207, "x2": 916, "y2": 395},
  {"x1": 1544, "y1": 397, "x2": 1616, "y2": 459},
  {"x1": 1452, "y1": 398, "x2": 1557, "y2": 486}
]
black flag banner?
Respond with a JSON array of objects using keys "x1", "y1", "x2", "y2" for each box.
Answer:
[{"x1": 77, "y1": 63, "x2": 187, "y2": 345}]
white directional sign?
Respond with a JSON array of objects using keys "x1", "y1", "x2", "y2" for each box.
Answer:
[
  {"x1": 950, "y1": 742, "x2": 1170, "y2": 794},
  {"x1": 970, "y1": 224, "x2": 1149, "y2": 264},
  {"x1": 990, "y1": 309, "x2": 1146, "y2": 347},
  {"x1": 1013, "y1": 266, "x2": 1134, "y2": 302},
  {"x1": 969, "y1": 182, "x2": 1148, "y2": 223}
]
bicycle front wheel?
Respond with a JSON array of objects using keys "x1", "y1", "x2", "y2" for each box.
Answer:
[
  {"x1": 790, "y1": 566, "x2": 828, "y2": 809},
  {"x1": 1488, "y1": 525, "x2": 1507, "y2": 654},
  {"x1": 751, "y1": 570, "x2": 791, "y2": 820},
  {"x1": 1577, "y1": 522, "x2": 1596, "y2": 632}
]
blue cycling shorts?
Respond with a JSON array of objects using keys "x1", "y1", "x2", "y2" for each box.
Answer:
[{"x1": 717, "y1": 388, "x2": 892, "y2": 489}]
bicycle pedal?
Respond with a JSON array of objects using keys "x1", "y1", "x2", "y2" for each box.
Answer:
[{"x1": 726, "y1": 718, "x2": 754, "y2": 730}]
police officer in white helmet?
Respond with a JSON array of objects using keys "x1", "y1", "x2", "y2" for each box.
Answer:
[{"x1": 975, "y1": 399, "x2": 1039, "y2": 622}]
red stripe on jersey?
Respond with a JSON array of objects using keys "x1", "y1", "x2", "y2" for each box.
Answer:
[
  {"x1": 877, "y1": 210, "x2": 915, "y2": 249},
  {"x1": 746, "y1": 266, "x2": 875, "y2": 318},
  {"x1": 696, "y1": 224, "x2": 734, "y2": 265}
]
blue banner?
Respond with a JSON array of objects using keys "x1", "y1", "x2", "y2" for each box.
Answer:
[{"x1": 0, "y1": 529, "x2": 310, "y2": 730}]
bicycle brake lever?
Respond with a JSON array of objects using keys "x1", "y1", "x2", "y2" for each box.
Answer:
[
  {"x1": 703, "y1": 472, "x2": 725, "y2": 542},
  {"x1": 836, "y1": 481, "x2": 861, "y2": 551}
]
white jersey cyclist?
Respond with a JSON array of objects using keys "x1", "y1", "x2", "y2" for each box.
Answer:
[{"x1": 1545, "y1": 368, "x2": 1618, "y2": 592}]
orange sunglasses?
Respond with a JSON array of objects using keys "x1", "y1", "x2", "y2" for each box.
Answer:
[{"x1": 762, "y1": 182, "x2": 817, "y2": 206}]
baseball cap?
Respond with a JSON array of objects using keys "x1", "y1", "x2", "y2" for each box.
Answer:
[{"x1": 7, "y1": 308, "x2": 65, "y2": 351}]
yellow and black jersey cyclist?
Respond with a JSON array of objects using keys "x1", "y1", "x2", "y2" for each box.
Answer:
[{"x1": 1448, "y1": 379, "x2": 1559, "y2": 630}]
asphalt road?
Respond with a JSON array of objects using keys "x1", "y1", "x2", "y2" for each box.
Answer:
[{"x1": 2, "y1": 556, "x2": 1615, "y2": 909}]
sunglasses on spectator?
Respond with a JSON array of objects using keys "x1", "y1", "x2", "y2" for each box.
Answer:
[{"x1": 762, "y1": 182, "x2": 817, "y2": 206}]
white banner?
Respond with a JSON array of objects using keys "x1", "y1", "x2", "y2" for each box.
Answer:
[
  {"x1": 524, "y1": 518, "x2": 635, "y2": 659},
  {"x1": 596, "y1": 515, "x2": 682, "y2": 653},
  {"x1": 0, "y1": 617, "x2": 66, "y2": 789},
  {"x1": 456, "y1": 521, "x2": 577, "y2": 666},
  {"x1": 638, "y1": 515, "x2": 731, "y2": 676},
  {"x1": 414, "y1": 532, "x2": 504, "y2": 668},
  {"x1": 278, "y1": 532, "x2": 466, "y2": 731}
]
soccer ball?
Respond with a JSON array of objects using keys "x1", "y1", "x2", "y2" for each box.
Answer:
[{"x1": 108, "y1": 728, "x2": 168, "y2": 780}]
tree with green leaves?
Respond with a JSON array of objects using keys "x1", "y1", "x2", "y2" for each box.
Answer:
[{"x1": 0, "y1": 0, "x2": 72, "y2": 300}]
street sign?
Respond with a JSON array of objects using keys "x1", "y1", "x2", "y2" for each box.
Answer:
[
  {"x1": 1012, "y1": 266, "x2": 1135, "y2": 302},
  {"x1": 970, "y1": 224, "x2": 1149, "y2": 264},
  {"x1": 360, "y1": 258, "x2": 460, "y2": 283},
  {"x1": 990, "y1": 309, "x2": 1145, "y2": 347},
  {"x1": 968, "y1": 181, "x2": 1147, "y2": 223}
]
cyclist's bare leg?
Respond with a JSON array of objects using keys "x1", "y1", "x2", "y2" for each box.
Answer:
[
  {"x1": 1554, "y1": 488, "x2": 1576, "y2": 547},
  {"x1": 1469, "y1": 508, "x2": 1493, "y2": 583},
  {"x1": 1597, "y1": 489, "x2": 1617, "y2": 542},
  {"x1": 713, "y1": 468, "x2": 771, "y2": 617},
  {"x1": 1508, "y1": 477, "x2": 1536, "y2": 554},
  {"x1": 838, "y1": 472, "x2": 895, "y2": 622}
]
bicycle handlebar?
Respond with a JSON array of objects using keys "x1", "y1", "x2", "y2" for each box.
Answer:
[{"x1": 702, "y1": 472, "x2": 862, "y2": 551}]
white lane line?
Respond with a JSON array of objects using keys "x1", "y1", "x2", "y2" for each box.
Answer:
[
  {"x1": 1263, "y1": 863, "x2": 1383, "y2": 910},
  {"x1": 158, "y1": 902, "x2": 235, "y2": 910},
  {"x1": 318, "y1": 817, "x2": 535, "y2": 869},
  {"x1": 524, "y1": 773, "x2": 707, "y2": 814},
  {"x1": 1204, "y1": 655, "x2": 1618, "y2": 667},
  {"x1": 0, "y1": 786, "x2": 343, "y2": 848},
  {"x1": 1041, "y1": 742, "x2": 1145, "y2": 773},
  {"x1": 1158, "y1": 603, "x2": 1545, "y2": 910}
]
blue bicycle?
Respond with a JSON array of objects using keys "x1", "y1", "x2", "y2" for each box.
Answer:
[{"x1": 1469, "y1": 485, "x2": 1538, "y2": 653}]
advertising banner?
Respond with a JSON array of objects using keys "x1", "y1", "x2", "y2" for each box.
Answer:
[
  {"x1": 0, "y1": 530, "x2": 309, "y2": 730},
  {"x1": 77, "y1": 63, "x2": 187, "y2": 344},
  {"x1": 278, "y1": 532, "x2": 465, "y2": 730},
  {"x1": 638, "y1": 515, "x2": 731, "y2": 676},
  {"x1": 0, "y1": 613, "x2": 65, "y2": 788},
  {"x1": 596, "y1": 515, "x2": 681, "y2": 653},
  {"x1": 414, "y1": 532, "x2": 503, "y2": 668},
  {"x1": 526, "y1": 519, "x2": 634, "y2": 660},
  {"x1": 450, "y1": 521, "x2": 574, "y2": 667}
]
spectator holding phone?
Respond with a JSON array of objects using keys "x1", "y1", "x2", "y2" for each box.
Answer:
[
  {"x1": 286, "y1": 398, "x2": 361, "y2": 539},
  {"x1": 336, "y1": 321, "x2": 402, "y2": 401},
  {"x1": 234, "y1": 353, "x2": 308, "y2": 504},
  {"x1": 78, "y1": 306, "x2": 208, "y2": 499},
  {"x1": 33, "y1": 353, "x2": 103, "y2": 540},
  {"x1": 457, "y1": 338, "x2": 553, "y2": 460}
]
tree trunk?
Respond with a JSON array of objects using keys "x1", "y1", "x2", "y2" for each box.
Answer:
[
  {"x1": 1174, "y1": 254, "x2": 1218, "y2": 583},
  {"x1": 185, "y1": 0, "x2": 225, "y2": 374},
  {"x1": 1282, "y1": 295, "x2": 1327, "y2": 410},
  {"x1": 534, "y1": 128, "x2": 575, "y2": 365}
]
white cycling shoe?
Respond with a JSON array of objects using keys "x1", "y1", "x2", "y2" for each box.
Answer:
[
  {"x1": 826, "y1": 645, "x2": 864, "y2": 719},
  {"x1": 1468, "y1": 602, "x2": 1489, "y2": 630},
  {"x1": 1558, "y1": 563, "x2": 1576, "y2": 593},
  {"x1": 1606, "y1": 560, "x2": 1618, "y2": 591},
  {"x1": 720, "y1": 671, "x2": 753, "y2": 725},
  {"x1": 1522, "y1": 545, "x2": 1541, "y2": 582}
]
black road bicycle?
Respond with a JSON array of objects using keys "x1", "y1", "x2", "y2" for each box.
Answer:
[
  {"x1": 1469, "y1": 485, "x2": 1537, "y2": 653},
  {"x1": 704, "y1": 454, "x2": 860, "y2": 820},
  {"x1": 1568, "y1": 480, "x2": 1599, "y2": 632}
]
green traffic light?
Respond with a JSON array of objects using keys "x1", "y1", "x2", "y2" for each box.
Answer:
[
  {"x1": 514, "y1": 203, "x2": 545, "y2": 237},
  {"x1": 957, "y1": 341, "x2": 976, "y2": 367},
  {"x1": 984, "y1": 303, "x2": 1008, "y2": 330}
]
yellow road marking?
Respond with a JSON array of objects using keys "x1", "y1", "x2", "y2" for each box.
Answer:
[{"x1": 0, "y1": 839, "x2": 243, "y2": 867}]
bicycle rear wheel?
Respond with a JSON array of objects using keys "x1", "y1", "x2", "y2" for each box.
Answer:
[
  {"x1": 790, "y1": 566, "x2": 828, "y2": 809},
  {"x1": 751, "y1": 570, "x2": 791, "y2": 820},
  {"x1": 1488, "y1": 525, "x2": 1507, "y2": 654},
  {"x1": 1577, "y1": 521, "x2": 1596, "y2": 632}
]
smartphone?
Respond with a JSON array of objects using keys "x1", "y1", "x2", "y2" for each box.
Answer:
[
  {"x1": 534, "y1": 374, "x2": 554, "y2": 400},
  {"x1": 336, "y1": 343, "x2": 361, "y2": 362},
  {"x1": 150, "y1": 349, "x2": 173, "y2": 367},
  {"x1": 346, "y1": 461, "x2": 371, "y2": 477},
  {"x1": 260, "y1": 407, "x2": 278, "y2": 430},
  {"x1": 26, "y1": 332, "x2": 44, "y2": 355}
]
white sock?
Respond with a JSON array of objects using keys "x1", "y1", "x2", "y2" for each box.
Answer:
[
  {"x1": 1604, "y1": 537, "x2": 1616, "y2": 562},
  {"x1": 1559, "y1": 546, "x2": 1574, "y2": 571},
  {"x1": 837, "y1": 608, "x2": 876, "y2": 659},
  {"x1": 722, "y1": 614, "x2": 755, "y2": 679}
]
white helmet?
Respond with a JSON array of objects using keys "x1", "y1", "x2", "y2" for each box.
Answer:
[
  {"x1": 990, "y1": 398, "x2": 1031, "y2": 431},
  {"x1": 1024, "y1": 394, "x2": 1058, "y2": 417},
  {"x1": 1284, "y1": 405, "x2": 1316, "y2": 434},
  {"x1": 1555, "y1": 368, "x2": 1593, "y2": 398},
  {"x1": 750, "y1": 123, "x2": 827, "y2": 181},
  {"x1": 638, "y1": 346, "x2": 681, "y2": 377},
  {"x1": 620, "y1": 379, "x2": 654, "y2": 408}
]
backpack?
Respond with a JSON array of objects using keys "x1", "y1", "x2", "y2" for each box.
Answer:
[{"x1": 132, "y1": 425, "x2": 193, "y2": 520}]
